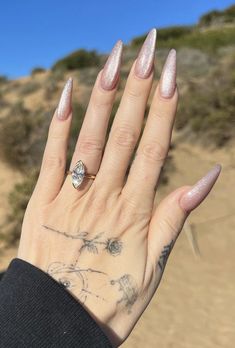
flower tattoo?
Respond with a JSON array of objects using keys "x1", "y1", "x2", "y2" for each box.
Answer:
[
  {"x1": 105, "y1": 238, "x2": 123, "y2": 256},
  {"x1": 42, "y1": 225, "x2": 123, "y2": 258}
]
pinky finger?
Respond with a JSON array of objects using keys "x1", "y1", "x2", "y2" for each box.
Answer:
[
  {"x1": 34, "y1": 78, "x2": 73, "y2": 205},
  {"x1": 147, "y1": 164, "x2": 222, "y2": 276}
]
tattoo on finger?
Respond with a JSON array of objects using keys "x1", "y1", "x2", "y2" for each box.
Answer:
[{"x1": 157, "y1": 239, "x2": 174, "y2": 272}]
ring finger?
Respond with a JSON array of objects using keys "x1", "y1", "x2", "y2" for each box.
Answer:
[{"x1": 61, "y1": 40, "x2": 123, "y2": 199}]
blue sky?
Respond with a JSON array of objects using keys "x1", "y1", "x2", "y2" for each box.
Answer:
[{"x1": 0, "y1": 0, "x2": 234, "y2": 78}]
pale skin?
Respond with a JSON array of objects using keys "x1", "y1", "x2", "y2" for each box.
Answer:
[{"x1": 17, "y1": 29, "x2": 221, "y2": 347}]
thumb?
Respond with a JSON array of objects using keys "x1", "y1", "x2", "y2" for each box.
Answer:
[{"x1": 148, "y1": 164, "x2": 222, "y2": 271}]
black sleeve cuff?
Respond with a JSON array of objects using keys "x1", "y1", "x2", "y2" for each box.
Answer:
[{"x1": 0, "y1": 258, "x2": 112, "y2": 348}]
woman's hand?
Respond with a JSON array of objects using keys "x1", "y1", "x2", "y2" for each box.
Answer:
[{"x1": 17, "y1": 28, "x2": 221, "y2": 346}]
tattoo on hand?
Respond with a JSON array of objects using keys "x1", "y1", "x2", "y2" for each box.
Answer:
[
  {"x1": 43, "y1": 225, "x2": 139, "y2": 314},
  {"x1": 110, "y1": 274, "x2": 138, "y2": 314},
  {"x1": 47, "y1": 261, "x2": 108, "y2": 303},
  {"x1": 47, "y1": 262, "x2": 138, "y2": 315},
  {"x1": 42, "y1": 225, "x2": 122, "y2": 262},
  {"x1": 158, "y1": 240, "x2": 174, "y2": 272}
]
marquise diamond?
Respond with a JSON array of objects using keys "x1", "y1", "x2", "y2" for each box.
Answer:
[{"x1": 71, "y1": 160, "x2": 85, "y2": 189}]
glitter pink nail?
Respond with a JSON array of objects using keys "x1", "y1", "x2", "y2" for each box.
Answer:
[
  {"x1": 134, "y1": 28, "x2": 157, "y2": 79},
  {"x1": 100, "y1": 40, "x2": 123, "y2": 91},
  {"x1": 179, "y1": 164, "x2": 222, "y2": 212},
  {"x1": 57, "y1": 77, "x2": 73, "y2": 120},
  {"x1": 160, "y1": 49, "x2": 177, "y2": 98}
]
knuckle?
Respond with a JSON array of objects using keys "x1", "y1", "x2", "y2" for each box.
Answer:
[
  {"x1": 43, "y1": 154, "x2": 65, "y2": 170},
  {"x1": 159, "y1": 216, "x2": 179, "y2": 240},
  {"x1": 92, "y1": 94, "x2": 113, "y2": 109},
  {"x1": 78, "y1": 137, "x2": 103, "y2": 155},
  {"x1": 87, "y1": 189, "x2": 108, "y2": 216},
  {"x1": 113, "y1": 125, "x2": 137, "y2": 149},
  {"x1": 90, "y1": 196, "x2": 106, "y2": 215},
  {"x1": 126, "y1": 87, "x2": 142, "y2": 100},
  {"x1": 141, "y1": 141, "x2": 168, "y2": 164},
  {"x1": 121, "y1": 192, "x2": 151, "y2": 221},
  {"x1": 122, "y1": 192, "x2": 137, "y2": 209},
  {"x1": 150, "y1": 109, "x2": 165, "y2": 120},
  {"x1": 48, "y1": 132, "x2": 67, "y2": 145}
]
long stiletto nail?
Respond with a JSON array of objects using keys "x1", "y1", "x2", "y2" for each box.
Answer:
[
  {"x1": 134, "y1": 28, "x2": 157, "y2": 79},
  {"x1": 100, "y1": 40, "x2": 123, "y2": 91},
  {"x1": 179, "y1": 164, "x2": 222, "y2": 212},
  {"x1": 57, "y1": 77, "x2": 73, "y2": 120},
  {"x1": 160, "y1": 49, "x2": 177, "y2": 98}
]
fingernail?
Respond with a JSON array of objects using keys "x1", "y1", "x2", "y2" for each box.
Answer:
[
  {"x1": 100, "y1": 40, "x2": 123, "y2": 91},
  {"x1": 160, "y1": 49, "x2": 177, "y2": 98},
  {"x1": 57, "y1": 77, "x2": 73, "y2": 120},
  {"x1": 134, "y1": 28, "x2": 157, "y2": 79},
  {"x1": 179, "y1": 164, "x2": 222, "y2": 212}
]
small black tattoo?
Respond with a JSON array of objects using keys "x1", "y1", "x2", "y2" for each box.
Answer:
[
  {"x1": 78, "y1": 232, "x2": 104, "y2": 255},
  {"x1": 158, "y1": 240, "x2": 174, "y2": 272},
  {"x1": 42, "y1": 225, "x2": 122, "y2": 261},
  {"x1": 47, "y1": 261, "x2": 107, "y2": 303},
  {"x1": 105, "y1": 238, "x2": 122, "y2": 256},
  {"x1": 110, "y1": 274, "x2": 138, "y2": 314},
  {"x1": 42, "y1": 225, "x2": 82, "y2": 239}
]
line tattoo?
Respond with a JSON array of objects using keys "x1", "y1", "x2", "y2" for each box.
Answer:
[
  {"x1": 47, "y1": 261, "x2": 108, "y2": 303},
  {"x1": 42, "y1": 225, "x2": 123, "y2": 260},
  {"x1": 110, "y1": 274, "x2": 138, "y2": 314},
  {"x1": 158, "y1": 240, "x2": 174, "y2": 272}
]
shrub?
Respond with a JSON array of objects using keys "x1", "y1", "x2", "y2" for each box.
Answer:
[
  {"x1": 77, "y1": 66, "x2": 100, "y2": 86},
  {"x1": 0, "y1": 169, "x2": 39, "y2": 247},
  {"x1": 177, "y1": 56, "x2": 235, "y2": 146},
  {"x1": 158, "y1": 26, "x2": 194, "y2": 41},
  {"x1": 0, "y1": 75, "x2": 8, "y2": 84},
  {"x1": 19, "y1": 81, "x2": 40, "y2": 96},
  {"x1": 0, "y1": 103, "x2": 50, "y2": 170},
  {"x1": 44, "y1": 70, "x2": 65, "y2": 100},
  {"x1": 131, "y1": 26, "x2": 193, "y2": 47},
  {"x1": 199, "y1": 5, "x2": 235, "y2": 26},
  {"x1": 199, "y1": 10, "x2": 222, "y2": 27},
  {"x1": 132, "y1": 25, "x2": 235, "y2": 53},
  {"x1": 31, "y1": 67, "x2": 46, "y2": 75},
  {"x1": 225, "y1": 5, "x2": 235, "y2": 21},
  {"x1": 0, "y1": 91, "x2": 9, "y2": 108},
  {"x1": 158, "y1": 26, "x2": 235, "y2": 53},
  {"x1": 52, "y1": 49, "x2": 101, "y2": 71}
]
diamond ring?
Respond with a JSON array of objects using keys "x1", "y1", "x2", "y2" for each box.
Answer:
[{"x1": 67, "y1": 160, "x2": 96, "y2": 189}]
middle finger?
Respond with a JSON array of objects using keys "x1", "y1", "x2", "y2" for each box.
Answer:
[{"x1": 96, "y1": 28, "x2": 157, "y2": 190}]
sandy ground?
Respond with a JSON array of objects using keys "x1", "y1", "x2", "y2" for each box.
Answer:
[
  {"x1": 0, "y1": 137, "x2": 235, "y2": 348},
  {"x1": 0, "y1": 159, "x2": 22, "y2": 254}
]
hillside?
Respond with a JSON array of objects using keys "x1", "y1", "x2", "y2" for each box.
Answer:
[{"x1": 0, "y1": 5, "x2": 235, "y2": 348}]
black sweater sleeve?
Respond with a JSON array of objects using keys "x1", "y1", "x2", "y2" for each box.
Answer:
[{"x1": 0, "y1": 258, "x2": 112, "y2": 348}]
